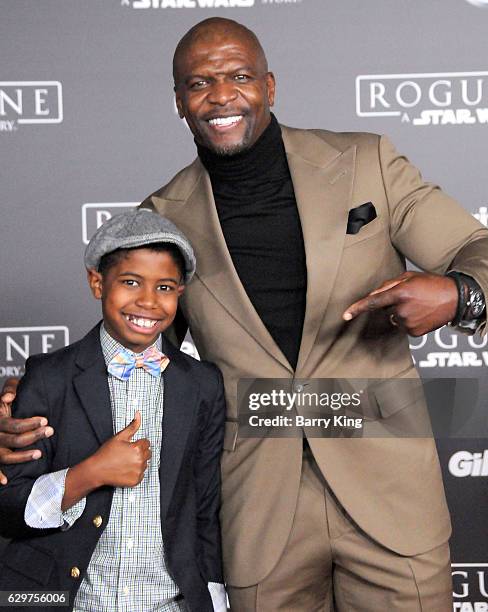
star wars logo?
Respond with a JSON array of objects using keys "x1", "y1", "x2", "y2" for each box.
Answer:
[
  {"x1": 356, "y1": 72, "x2": 488, "y2": 126},
  {"x1": 121, "y1": 0, "x2": 254, "y2": 7},
  {"x1": 82, "y1": 203, "x2": 138, "y2": 245},
  {"x1": 0, "y1": 81, "x2": 63, "y2": 133},
  {"x1": 0, "y1": 327, "x2": 69, "y2": 379},
  {"x1": 410, "y1": 326, "x2": 488, "y2": 369},
  {"x1": 452, "y1": 564, "x2": 488, "y2": 611}
]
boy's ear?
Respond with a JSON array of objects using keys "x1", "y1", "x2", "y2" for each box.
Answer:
[{"x1": 87, "y1": 269, "x2": 103, "y2": 300}]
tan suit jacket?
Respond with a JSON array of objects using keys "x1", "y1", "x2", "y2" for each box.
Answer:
[{"x1": 142, "y1": 125, "x2": 488, "y2": 587}]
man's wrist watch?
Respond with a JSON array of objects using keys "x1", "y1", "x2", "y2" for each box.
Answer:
[{"x1": 447, "y1": 271, "x2": 486, "y2": 330}]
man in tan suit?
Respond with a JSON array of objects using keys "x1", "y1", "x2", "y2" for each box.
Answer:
[{"x1": 1, "y1": 17, "x2": 487, "y2": 611}]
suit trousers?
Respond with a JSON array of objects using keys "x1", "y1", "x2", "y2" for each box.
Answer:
[{"x1": 227, "y1": 444, "x2": 452, "y2": 612}]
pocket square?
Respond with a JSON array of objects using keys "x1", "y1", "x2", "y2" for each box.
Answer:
[{"x1": 346, "y1": 202, "x2": 377, "y2": 235}]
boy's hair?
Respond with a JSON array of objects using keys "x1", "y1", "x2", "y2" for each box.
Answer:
[{"x1": 98, "y1": 242, "x2": 186, "y2": 282}]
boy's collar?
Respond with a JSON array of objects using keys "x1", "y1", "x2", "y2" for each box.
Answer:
[
  {"x1": 99, "y1": 323, "x2": 163, "y2": 366},
  {"x1": 74, "y1": 322, "x2": 190, "y2": 373}
]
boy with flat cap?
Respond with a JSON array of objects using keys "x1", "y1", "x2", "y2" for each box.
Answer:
[{"x1": 0, "y1": 209, "x2": 226, "y2": 612}]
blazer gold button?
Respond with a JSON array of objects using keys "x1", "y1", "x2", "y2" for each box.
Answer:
[
  {"x1": 93, "y1": 515, "x2": 103, "y2": 528},
  {"x1": 70, "y1": 567, "x2": 80, "y2": 579}
]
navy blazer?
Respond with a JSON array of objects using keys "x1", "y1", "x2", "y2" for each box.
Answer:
[{"x1": 0, "y1": 323, "x2": 225, "y2": 612}]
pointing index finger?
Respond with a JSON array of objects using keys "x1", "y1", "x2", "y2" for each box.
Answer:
[{"x1": 343, "y1": 286, "x2": 402, "y2": 321}]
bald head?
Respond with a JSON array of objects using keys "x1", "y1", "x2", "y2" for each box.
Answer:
[
  {"x1": 172, "y1": 18, "x2": 275, "y2": 156},
  {"x1": 173, "y1": 18, "x2": 268, "y2": 86}
]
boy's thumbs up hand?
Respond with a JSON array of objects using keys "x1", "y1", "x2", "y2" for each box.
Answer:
[
  {"x1": 116, "y1": 411, "x2": 141, "y2": 441},
  {"x1": 90, "y1": 411, "x2": 152, "y2": 488}
]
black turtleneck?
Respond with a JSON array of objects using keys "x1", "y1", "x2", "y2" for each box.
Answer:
[{"x1": 197, "y1": 114, "x2": 307, "y2": 370}]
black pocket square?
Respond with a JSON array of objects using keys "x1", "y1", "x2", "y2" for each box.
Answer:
[{"x1": 346, "y1": 202, "x2": 377, "y2": 235}]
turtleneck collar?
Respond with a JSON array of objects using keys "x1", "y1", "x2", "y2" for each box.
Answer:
[{"x1": 196, "y1": 114, "x2": 288, "y2": 183}]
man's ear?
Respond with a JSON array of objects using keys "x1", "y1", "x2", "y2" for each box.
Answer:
[
  {"x1": 87, "y1": 269, "x2": 103, "y2": 300},
  {"x1": 175, "y1": 92, "x2": 185, "y2": 119},
  {"x1": 266, "y1": 72, "x2": 276, "y2": 107}
]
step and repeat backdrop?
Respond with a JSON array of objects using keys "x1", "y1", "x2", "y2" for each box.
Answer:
[{"x1": 1, "y1": 1, "x2": 487, "y2": 607}]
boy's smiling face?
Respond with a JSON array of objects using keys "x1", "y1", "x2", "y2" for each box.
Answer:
[{"x1": 88, "y1": 247, "x2": 184, "y2": 354}]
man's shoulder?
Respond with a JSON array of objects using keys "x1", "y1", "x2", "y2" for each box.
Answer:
[
  {"x1": 140, "y1": 124, "x2": 384, "y2": 210},
  {"x1": 310, "y1": 127, "x2": 380, "y2": 150},
  {"x1": 281, "y1": 123, "x2": 381, "y2": 154},
  {"x1": 141, "y1": 157, "x2": 203, "y2": 210}
]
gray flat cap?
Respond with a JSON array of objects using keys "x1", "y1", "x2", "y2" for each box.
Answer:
[{"x1": 84, "y1": 208, "x2": 196, "y2": 283}]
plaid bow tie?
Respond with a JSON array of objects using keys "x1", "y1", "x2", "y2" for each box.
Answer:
[{"x1": 107, "y1": 346, "x2": 169, "y2": 381}]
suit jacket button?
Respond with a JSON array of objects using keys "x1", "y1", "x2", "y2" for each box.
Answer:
[
  {"x1": 93, "y1": 515, "x2": 103, "y2": 528},
  {"x1": 70, "y1": 567, "x2": 80, "y2": 579}
]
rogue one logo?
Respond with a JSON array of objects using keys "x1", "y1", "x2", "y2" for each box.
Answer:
[
  {"x1": 409, "y1": 325, "x2": 488, "y2": 368},
  {"x1": 452, "y1": 563, "x2": 488, "y2": 609},
  {"x1": 82, "y1": 203, "x2": 138, "y2": 245},
  {"x1": 356, "y1": 72, "x2": 488, "y2": 126},
  {"x1": 0, "y1": 327, "x2": 69, "y2": 379},
  {"x1": 0, "y1": 81, "x2": 63, "y2": 133}
]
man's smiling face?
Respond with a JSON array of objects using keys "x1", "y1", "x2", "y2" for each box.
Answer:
[{"x1": 174, "y1": 27, "x2": 275, "y2": 156}]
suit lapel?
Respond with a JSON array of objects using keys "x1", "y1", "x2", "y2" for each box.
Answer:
[
  {"x1": 281, "y1": 126, "x2": 356, "y2": 372},
  {"x1": 166, "y1": 165, "x2": 292, "y2": 372},
  {"x1": 73, "y1": 327, "x2": 196, "y2": 521},
  {"x1": 153, "y1": 125, "x2": 356, "y2": 375},
  {"x1": 159, "y1": 337, "x2": 198, "y2": 521},
  {"x1": 73, "y1": 324, "x2": 113, "y2": 445}
]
